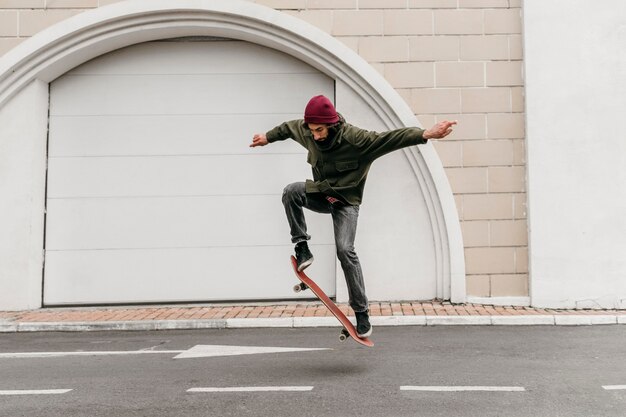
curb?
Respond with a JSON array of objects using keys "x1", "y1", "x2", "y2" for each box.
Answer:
[{"x1": 1, "y1": 314, "x2": 624, "y2": 332}]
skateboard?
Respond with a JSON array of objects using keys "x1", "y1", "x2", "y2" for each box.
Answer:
[{"x1": 290, "y1": 256, "x2": 374, "y2": 347}]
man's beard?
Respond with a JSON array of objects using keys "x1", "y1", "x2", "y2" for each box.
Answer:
[{"x1": 315, "y1": 127, "x2": 337, "y2": 150}]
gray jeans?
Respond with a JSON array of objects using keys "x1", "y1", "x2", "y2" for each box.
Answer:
[{"x1": 282, "y1": 182, "x2": 368, "y2": 313}]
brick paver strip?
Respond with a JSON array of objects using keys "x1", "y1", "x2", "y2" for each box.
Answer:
[{"x1": 1, "y1": 301, "x2": 625, "y2": 328}]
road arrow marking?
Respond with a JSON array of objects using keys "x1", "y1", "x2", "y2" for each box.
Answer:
[
  {"x1": 173, "y1": 345, "x2": 330, "y2": 359},
  {"x1": 0, "y1": 345, "x2": 330, "y2": 360},
  {"x1": 0, "y1": 350, "x2": 183, "y2": 359}
]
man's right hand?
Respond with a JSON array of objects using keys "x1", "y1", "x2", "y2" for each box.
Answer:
[{"x1": 250, "y1": 134, "x2": 269, "y2": 147}]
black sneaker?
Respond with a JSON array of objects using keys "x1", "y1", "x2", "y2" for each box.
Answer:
[
  {"x1": 294, "y1": 242, "x2": 314, "y2": 272},
  {"x1": 355, "y1": 310, "x2": 372, "y2": 338}
]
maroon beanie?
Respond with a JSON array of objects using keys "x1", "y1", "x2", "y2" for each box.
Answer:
[{"x1": 304, "y1": 95, "x2": 339, "y2": 124}]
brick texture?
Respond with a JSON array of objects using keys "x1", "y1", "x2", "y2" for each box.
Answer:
[
  {"x1": 2, "y1": 302, "x2": 623, "y2": 326},
  {"x1": 0, "y1": 10, "x2": 17, "y2": 36},
  {"x1": 0, "y1": 0, "x2": 44, "y2": 7}
]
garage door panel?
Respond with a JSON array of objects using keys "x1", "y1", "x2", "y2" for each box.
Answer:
[
  {"x1": 68, "y1": 41, "x2": 319, "y2": 76},
  {"x1": 45, "y1": 40, "x2": 336, "y2": 305},
  {"x1": 45, "y1": 196, "x2": 335, "y2": 250},
  {"x1": 47, "y1": 154, "x2": 311, "y2": 198},
  {"x1": 48, "y1": 114, "x2": 304, "y2": 157},
  {"x1": 43, "y1": 245, "x2": 336, "y2": 305},
  {"x1": 50, "y1": 73, "x2": 331, "y2": 116}
]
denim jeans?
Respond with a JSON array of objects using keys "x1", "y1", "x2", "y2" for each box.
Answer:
[{"x1": 282, "y1": 182, "x2": 368, "y2": 313}]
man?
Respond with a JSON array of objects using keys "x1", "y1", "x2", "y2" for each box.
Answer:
[{"x1": 250, "y1": 95, "x2": 455, "y2": 337}]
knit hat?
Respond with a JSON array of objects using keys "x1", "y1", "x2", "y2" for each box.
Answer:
[{"x1": 304, "y1": 95, "x2": 339, "y2": 124}]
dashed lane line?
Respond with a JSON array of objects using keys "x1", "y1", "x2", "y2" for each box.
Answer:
[
  {"x1": 401, "y1": 386, "x2": 526, "y2": 392},
  {"x1": 188, "y1": 386, "x2": 314, "y2": 393},
  {"x1": 0, "y1": 389, "x2": 73, "y2": 395}
]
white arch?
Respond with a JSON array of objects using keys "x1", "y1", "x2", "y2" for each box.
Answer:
[{"x1": 0, "y1": 0, "x2": 465, "y2": 305}]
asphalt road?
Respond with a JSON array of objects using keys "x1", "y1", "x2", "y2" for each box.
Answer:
[{"x1": 0, "y1": 326, "x2": 625, "y2": 417}]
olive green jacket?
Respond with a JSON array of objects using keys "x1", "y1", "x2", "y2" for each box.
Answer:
[{"x1": 266, "y1": 116, "x2": 427, "y2": 206}]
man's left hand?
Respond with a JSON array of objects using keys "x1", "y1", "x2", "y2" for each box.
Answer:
[{"x1": 423, "y1": 120, "x2": 457, "y2": 140}]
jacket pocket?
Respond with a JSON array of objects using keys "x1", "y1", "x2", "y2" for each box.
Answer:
[{"x1": 335, "y1": 160, "x2": 359, "y2": 172}]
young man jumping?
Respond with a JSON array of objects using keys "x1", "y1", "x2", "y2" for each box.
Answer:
[{"x1": 250, "y1": 95, "x2": 455, "y2": 338}]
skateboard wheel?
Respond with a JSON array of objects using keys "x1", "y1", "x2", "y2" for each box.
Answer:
[
  {"x1": 339, "y1": 329, "x2": 349, "y2": 342},
  {"x1": 293, "y1": 282, "x2": 308, "y2": 293}
]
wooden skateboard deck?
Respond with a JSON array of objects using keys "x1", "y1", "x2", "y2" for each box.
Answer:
[{"x1": 290, "y1": 256, "x2": 374, "y2": 347}]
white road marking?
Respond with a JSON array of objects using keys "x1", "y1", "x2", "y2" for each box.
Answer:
[
  {"x1": 0, "y1": 350, "x2": 183, "y2": 359},
  {"x1": 0, "y1": 345, "x2": 330, "y2": 360},
  {"x1": 603, "y1": 385, "x2": 626, "y2": 390},
  {"x1": 400, "y1": 386, "x2": 526, "y2": 392},
  {"x1": 173, "y1": 345, "x2": 330, "y2": 359},
  {"x1": 0, "y1": 389, "x2": 73, "y2": 395},
  {"x1": 188, "y1": 386, "x2": 314, "y2": 393}
]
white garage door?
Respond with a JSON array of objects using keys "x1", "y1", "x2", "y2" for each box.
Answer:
[{"x1": 43, "y1": 40, "x2": 336, "y2": 305}]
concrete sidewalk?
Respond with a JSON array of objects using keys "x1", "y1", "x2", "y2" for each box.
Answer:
[{"x1": 1, "y1": 301, "x2": 625, "y2": 332}]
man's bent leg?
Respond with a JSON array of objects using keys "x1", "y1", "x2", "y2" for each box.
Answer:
[
  {"x1": 282, "y1": 182, "x2": 331, "y2": 271},
  {"x1": 282, "y1": 182, "x2": 310, "y2": 244},
  {"x1": 281, "y1": 182, "x2": 330, "y2": 244}
]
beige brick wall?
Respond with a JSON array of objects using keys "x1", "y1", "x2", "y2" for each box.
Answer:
[{"x1": 0, "y1": 0, "x2": 528, "y2": 300}]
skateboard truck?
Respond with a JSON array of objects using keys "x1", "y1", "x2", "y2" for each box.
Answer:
[
  {"x1": 289, "y1": 255, "x2": 374, "y2": 347},
  {"x1": 293, "y1": 278, "x2": 351, "y2": 342}
]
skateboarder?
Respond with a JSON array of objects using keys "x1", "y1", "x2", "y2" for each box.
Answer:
[{"x1": 250, "y1": 95, "x2": 455, "y2": 338}]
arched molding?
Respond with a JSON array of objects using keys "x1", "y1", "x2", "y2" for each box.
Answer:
[{"x1": 0, "y1": 0, "x2": 465, "y2": 302}]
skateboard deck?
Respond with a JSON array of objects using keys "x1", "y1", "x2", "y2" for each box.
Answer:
[{"x1": 290, "y1": 256, "x2": 374, "y2": 347}]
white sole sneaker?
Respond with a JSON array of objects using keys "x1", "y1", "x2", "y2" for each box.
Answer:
[
  {"x1": 357, "y1": 327, "x2": 372, "y2": 338},
  {"x1": 297, "y1": 257, "x2": 313, "y2": 272}
]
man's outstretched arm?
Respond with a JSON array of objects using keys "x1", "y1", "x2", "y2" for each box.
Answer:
[
  {"x1": 250, "y1": 120, "x2": 308, "y2": 148},
  {"x1": 351, "y1": 119, "x2": 458, "y2": 160}
]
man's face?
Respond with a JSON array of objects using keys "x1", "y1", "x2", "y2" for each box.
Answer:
[{"x1": 307, "y1": 123, "x2": 329, "y2": 142}]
